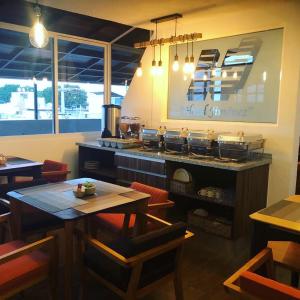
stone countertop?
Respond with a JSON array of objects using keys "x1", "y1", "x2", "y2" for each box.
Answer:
[{"x1": 76, "y1": 141, "x2": 272, "y2": 172}]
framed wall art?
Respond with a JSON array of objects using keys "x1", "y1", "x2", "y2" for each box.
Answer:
[{"x1": 167, "y1": 28, "x2": 283, "y2": 123}]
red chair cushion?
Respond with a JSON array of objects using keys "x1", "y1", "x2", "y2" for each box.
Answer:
[
  {"x1": 0, "y1": 241, "x2": 49, "y2": 295},
  {"x1": 42, "y1": 160, "x2": 68, "y2": 172},
  {"x1": 94, "y1": 213, "x2": 136, "y2": 233},
  {"x1": 130, "y1": 182, "x2": 168, "y2": 205},
  {"x1": 240, "y1": 271, "x2": 300, "y2": 300},
  {"x1": 42, "y1": 160, "x2": 68, "y2": 183},
  {"x1": 93, "y1": 182, "x2": 169, "y2": 232}
]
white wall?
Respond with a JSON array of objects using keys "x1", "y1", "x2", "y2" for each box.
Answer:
[
  {"x1": 0, "y1": 132, "x2": 99, "y2": 178},
  {"x1": 122, "y1": 0, "x2": 300, "y2": 205}
]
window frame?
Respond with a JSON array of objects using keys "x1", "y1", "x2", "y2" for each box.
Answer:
[{"x1": 0, "y1": 21, "x2": 110, "y2": 135}]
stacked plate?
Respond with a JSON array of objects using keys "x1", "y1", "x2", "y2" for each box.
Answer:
[
  {"x1": 84, "y1": 161, "x2": 99, "y2": 170},
  {"x1": 173, "y1": 168, "x2": 192, "y2": 183}
]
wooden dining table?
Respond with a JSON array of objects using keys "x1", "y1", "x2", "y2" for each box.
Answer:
[
  {"x1": 0, "y1": 156, "x2": 43, "y2": 184},
  {"x1": 250, "y1": 195, "x2": 300, "y2": 257},
  {"x1": 7, "y1": 178, "x2": 150, "y2": 300}
]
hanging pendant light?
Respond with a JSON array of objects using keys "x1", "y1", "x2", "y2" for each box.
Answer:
[
  {"x1": 136, "y1": 62, "x2": 143, "y2": 77},
  {"x1": 151, "y1": 21, "x2": 158, "y2": 76},
  {"x1": 29, "y1": 4, "x2": 49, "y2": 48},
  {"x1": 183, "y1": 40, "x2": 190, "y2": 74},
  {"x1": 189, "y1": 36, "x2": 195, "y2": 73},
  {"x1": 157, "y1": 42, "x2": 163, "y2": 76},
  {"x1": 151, "y1": 46, "x2": 157, "y2": 76},
  {"x1": 172, "y1": 17, "x2": 179, "y2": 72}
]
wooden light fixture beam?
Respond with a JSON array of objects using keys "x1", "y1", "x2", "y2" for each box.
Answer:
[
  {"x1": 134, "y1": 13, "x2": 202, "y2": 49},
  {"x1": 134, "y1": 33, "x2": 202, "y2": 48}
]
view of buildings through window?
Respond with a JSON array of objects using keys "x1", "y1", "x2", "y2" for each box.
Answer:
[{"x1": 0, "y1": 27, "x2": 133, "y2": 136}]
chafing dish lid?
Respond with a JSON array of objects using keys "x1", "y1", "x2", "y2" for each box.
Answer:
[
  {"x1": 141, "y1": 127, "x2": 165, "y2": 136},
  {"x1": 164, "y1": 129, "x2": 189, "y2": 138},
  {"x1": 217, "y1": 132, "x2": 263, "y2": 143},
  {"x1": 187, "y1": 130, "x2": 219, "y2": 140}
]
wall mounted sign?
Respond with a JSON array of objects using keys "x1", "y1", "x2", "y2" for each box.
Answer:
[{"x1": 168, "y1": 29, "x2": 283, "y2": 123}]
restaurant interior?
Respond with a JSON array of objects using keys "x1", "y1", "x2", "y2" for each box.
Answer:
[{"x1": 0, "y1": 0, "x2": 300, "y2": 299}]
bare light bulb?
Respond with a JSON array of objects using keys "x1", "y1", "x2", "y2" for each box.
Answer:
[
  {"x1": 233, "y1": 72, "x2": 237, "y2": 79},
  {"x1": 222, "y1": 70, "x2": 227, "y2": 78},
  {"x1": 29, "y1": 6, "x2": 49, "y2": 48},
  {"x1": 262, "y1": 71, "x2": 267, "y2": 82},
  {"x1": 151, "y1": 60, "x2": 157, "y2": 76},
  {"x1": 172, "y1": 54, "x2": 179, "y2": 72},
  {"x1": 183, "y1": 56, "x2": 190, "y2": 74},
  {"x1": 157, "y1": 60, "x2": 163, "y2": 76},
  {"x1": 189, "y1": 56, "x2": 195, "y2": 73},
  {"x1": 136, "y1": 62, "x2": 143, "y2": 77}
]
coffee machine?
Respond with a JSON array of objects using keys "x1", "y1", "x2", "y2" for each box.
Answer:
[{"x1": 101, "y1": 104, "x2": 121, "y2": 138}]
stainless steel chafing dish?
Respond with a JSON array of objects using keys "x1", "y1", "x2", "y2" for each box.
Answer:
[
  {"x1": 140, "y1": 127, "x2": 165, "y2": 151},
  {"x1": 217, "y1": 132, "x2": 265, "y2": 161},
  {"x1": 187, "y1": 130, "x2": 219, "y2": 158},
  {"x1": 164, "y1": 128, "x2": 189, "y2": 154}
]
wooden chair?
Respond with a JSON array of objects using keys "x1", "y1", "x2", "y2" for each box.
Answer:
[
  {"x1": 91, "y1": 182, "x2": 174, "y2": 235},
  {"x1": 268, "y1": 241, "x2": 300, "y2": 286},
  {"x1": 77, "y1": 214, "x2": 193, "y2": 300},
  {"x1": 224, "y1": 247, "x2": 300, "y2": 299},
  {"x1": 0, "y1": 212, "x2": 58, "y2": 299},
  {"x1": 15, "y1": 159, "x2": 69, "y2": 184}
]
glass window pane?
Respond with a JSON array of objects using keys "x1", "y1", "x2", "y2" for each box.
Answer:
[
  {"x1": 57, "y1": 40, "x2": 104, "y2": 133},
  {"x1": 0, "y1": 28, "x2": 54, "y2": 136},
  {"x1": 111, "y1": 44, "x2": 144, "y2": 106}
]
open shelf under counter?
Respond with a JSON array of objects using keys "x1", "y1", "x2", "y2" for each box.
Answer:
[{"x1": 170, "y1": 190, "x2": 235, "y2": 208}]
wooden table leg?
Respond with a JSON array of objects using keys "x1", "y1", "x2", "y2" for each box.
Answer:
[
  {"x1": 134, "y1": 198, "x2": 149, "y2": 235},
  {"x1": 250, "y1": 220, "x2": 268, "y2": 257},
  {"x1": 32, "y1": 165, "x2": 42, "y2": 180},
  {"x1": 64, "y1": 220, "x2": 75, "y2": 300},
  {"x1": 9, "y1": 198, "x2": 22, "y2": 239}
]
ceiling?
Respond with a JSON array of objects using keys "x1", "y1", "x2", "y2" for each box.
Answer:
[
  {"x1": 0, "y1": 0, "x2": 150, "y2": 85},
  {"x1": 30, "y1": 0, "x2": 227, "y2": 29}
]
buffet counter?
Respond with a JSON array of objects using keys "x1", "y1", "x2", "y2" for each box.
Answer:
[
  {"x1": 76, "y1": 141, "x2": 272, "y2": 171},
  {"x1": 76, "y1": 140, "x2": 271, "y2": 239}
]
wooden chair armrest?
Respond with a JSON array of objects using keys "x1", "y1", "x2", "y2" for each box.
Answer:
[
  {"x1": 75, "y1": 229, "x2": 130, "y2": 267},
  {"x1": 76, "y1": 217, "x2": 193, "y2": 267},
  {"x1": 148, "y1": 200, "x2": 175, "y2": 209},
  {"x1": 0, "y1": 235, "x2": 55, "y2": 265},
  {"x1": 0, "y1": 212, "x2": 11, "y2": 224},
  {"x1": 223, "y1": 248, "x2": 274, "y2": 293},
  {"x1": 0, "y1": 198, "x2": 10, "y2": 208}
]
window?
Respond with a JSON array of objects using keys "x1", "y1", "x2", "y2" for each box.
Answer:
[
  {"x1": 0, "y1": 24, "x2": 141, "y2": 136},
  {"x1": 111, "y1": 44, "x2": 143, "y2": 106},
  {"x1": 57, "y1": 39, "x2": 104, "y2": 133},
  {"x1": 0, "y1": 28, "x2": 54, "y2": 136}
]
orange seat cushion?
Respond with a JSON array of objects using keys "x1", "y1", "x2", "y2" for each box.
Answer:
[
  {"x1": 93, "y1": 182, "x2": 169, "y2": 232},
  {"x1": 240, "y1": 271, "x2": 300, "y2": 300},
  {"x1": 94, "y1": 213, "x2": 136, "y2": 232},
  {"x1": 130, "y1": 182, "x2": 168, "y2": 205},
  {"x1": 0, "y1": 241, "x2": 49, "y2": 295}
]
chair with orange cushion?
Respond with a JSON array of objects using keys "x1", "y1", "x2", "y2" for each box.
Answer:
[
  {"x1": 224, "y1": 247, "x2": 300, "y2": 299},
  {"x1": 91, "y1": 182, "x2": 174, "y2": 236},
  {"x1": 15, "y1": 159, "x2": 69, "y2": 184},
  {"x1": 42, "y1": 159, "x2": 69, "y2": 183},
  {"x1": 0, "y1": 212, "x2": 58, "y2": 299}
]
